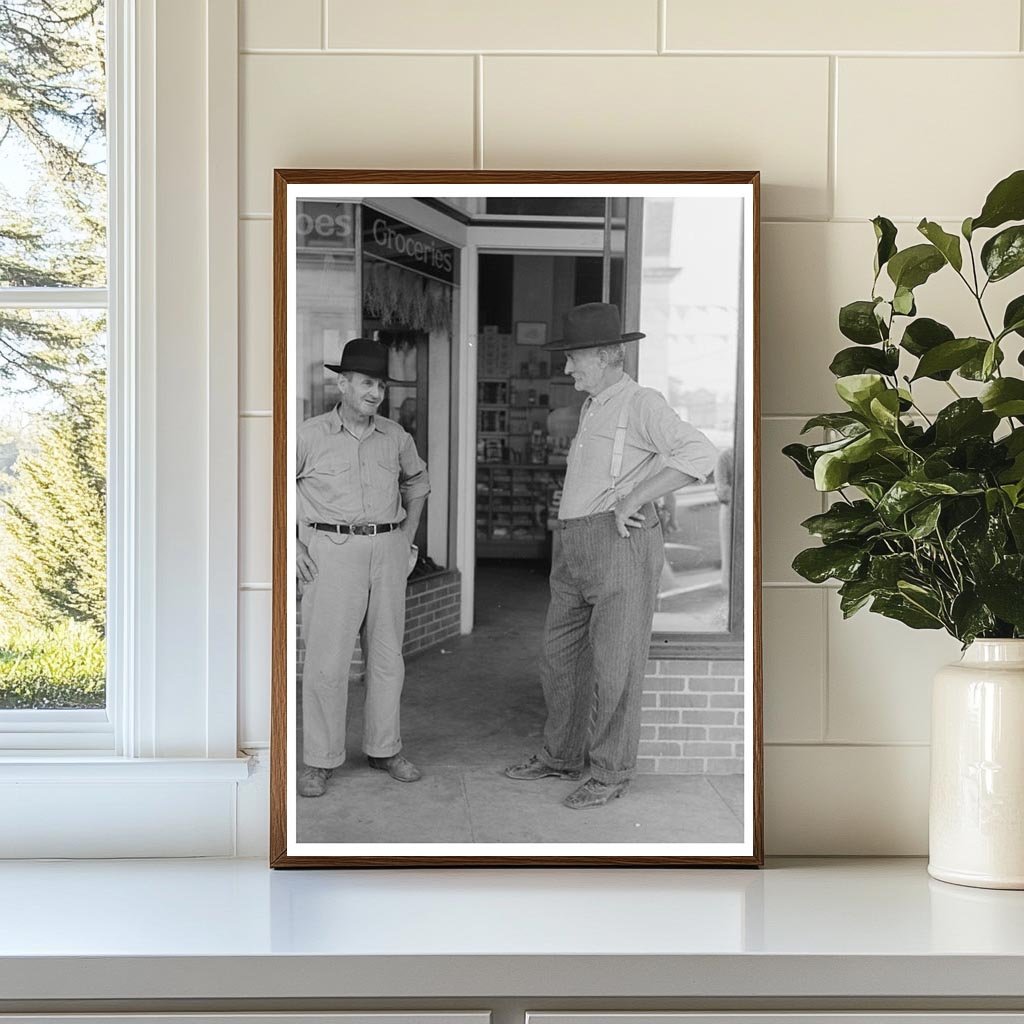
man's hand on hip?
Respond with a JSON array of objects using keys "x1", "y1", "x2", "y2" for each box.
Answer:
[
  {"x1": 297, "y1": 539, "x2": 318, "y2": 583},
  {"x1": 613, "y1": 497, "x2": 645, "y2": 538}
]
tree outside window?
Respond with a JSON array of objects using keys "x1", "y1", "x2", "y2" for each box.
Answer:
[{"x1": 0, "y1": 0, "x2": 107, "y2": 708}]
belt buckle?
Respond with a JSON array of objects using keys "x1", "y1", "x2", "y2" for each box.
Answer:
[{"x1": 353, "y1": 523, "x2": 374, "y2": 536}]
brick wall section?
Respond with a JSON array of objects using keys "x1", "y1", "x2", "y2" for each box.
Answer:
[
  {"x1": 296, "y1": 569, "x2": 462, "y2": 684},
  {"x1": 638, "y1": 659, "x2": 745, "y2": 775}
]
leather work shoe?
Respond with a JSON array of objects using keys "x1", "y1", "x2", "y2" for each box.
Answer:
[
  {"x1": 367, "y1": 753, "x2": 423, "y2": 782},
  {"x1": 504, "y1": 755, "x2": 582, "y2": 781},
  {"x1": 563, "y1": 777, "x2": 630, "y2": 810},
  {"x1": 297, "y1": 766, "x2": 332, "y2": 798}
]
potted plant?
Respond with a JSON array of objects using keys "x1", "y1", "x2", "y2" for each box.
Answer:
[{"x1": 785, "y1": 169, "x2": 1024, "y2": 889}]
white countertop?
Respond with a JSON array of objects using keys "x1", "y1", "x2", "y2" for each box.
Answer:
[{"x1": 2, "y1": 857, "x2": 1024, "y2": 1001}]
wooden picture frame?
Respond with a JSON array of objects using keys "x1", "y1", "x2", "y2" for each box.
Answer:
[{"x1": 271, "y1": 170, "x2": 763, "y2": 867}]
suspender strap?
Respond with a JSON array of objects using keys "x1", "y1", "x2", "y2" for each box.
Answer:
[{"x1": 609, "y1": 394, "x2": 632, "y2": 484}]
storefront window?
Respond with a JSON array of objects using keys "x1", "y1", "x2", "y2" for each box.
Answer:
[
  {"x1": 636, "y1": 196, "x2": 744, "y2": 636},
  {"x1": 294, "y1": 201, "x2": 453, "y2": 571}
]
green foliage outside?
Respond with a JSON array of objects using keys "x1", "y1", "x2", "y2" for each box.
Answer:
[
  {"x1": 0, "y1": 1, "x2": 107, "y2": 708},
  {"x1": 0, "y1": 620, "x2": 104, "y2": 708},
  {"x1": 785, "y1": 170, "x2": 1024, "y2": 646}
]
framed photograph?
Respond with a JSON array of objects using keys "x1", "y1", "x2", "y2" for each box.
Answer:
[
  {"x1": 516, "y1": 320, "x2": 548, "y2": 346},
  {"x1": 271, "y1": 170, "x2": 762, "y2": 867}
]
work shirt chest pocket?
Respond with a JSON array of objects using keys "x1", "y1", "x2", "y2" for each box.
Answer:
[{"x1": 318, "y1": 452, "x2": 353, "y2": 478}]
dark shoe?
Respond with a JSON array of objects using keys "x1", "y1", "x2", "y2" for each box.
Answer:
[
  {"x1": 297, "y1": 765, "x2": 332, "y2": 798},
  {"x1": 504, "y1": 754, "x2": 582, "y2": 781},
  {"x1": 563, "y1": 777, "x2": 630, "y2": 809},
  {"x1": 368, "y1": 753, "x2": 422, "y2": 783}
]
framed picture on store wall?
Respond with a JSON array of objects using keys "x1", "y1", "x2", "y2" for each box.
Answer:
[{"x1": 270, "y1": 170, "x2": 762, "y2": 868}]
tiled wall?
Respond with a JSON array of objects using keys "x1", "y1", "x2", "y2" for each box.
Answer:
[{"x1": 237, "y1": 0, "x2": 1024, "y2": 853}]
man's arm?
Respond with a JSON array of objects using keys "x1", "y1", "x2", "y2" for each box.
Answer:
[
  {"x1": 612, "y1": 390, "x2": 717, "y2": 539},
  {"x1": 612, "y1": 467, "x2": 695, "y2": 539},
  {"x1": 400, "y1": 493, "x2": 426, "y2": 543}
]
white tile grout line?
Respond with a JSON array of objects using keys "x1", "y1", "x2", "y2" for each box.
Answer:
[
  {"x1": 658, "y1": 0, "x2": 667, "y2": 54},
  {"x1": 321, "y1": 0, "x2": 328, "y2": 50},
  {"x1": 765, "y1": 741, "x2": 931, "y2": 748},
  {"x1": 1020, "y1": 0, "x2": 1024, "y2": 52},
  {"x1": 237, "y1": 47, "x2": 1024, "y2": 57},
  {"x1": 474, "y1": 55, "x2": 484, "y2": 169},
  {"x1": 827, "y1": 56, "x2": 838, "y2": 221}
]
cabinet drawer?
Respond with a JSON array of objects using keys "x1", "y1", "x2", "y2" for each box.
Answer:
[
  {"x1": 529, "y1": 1017, "x2": 1024, "y2": 1024},
  {"x1": 0, "y1": 1016, "x2": 490, "y2": 1024}
]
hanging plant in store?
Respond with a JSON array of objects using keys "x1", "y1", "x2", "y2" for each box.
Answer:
[{"x1": 784, "y1": 169, "x2": 1024, "y2": 644}]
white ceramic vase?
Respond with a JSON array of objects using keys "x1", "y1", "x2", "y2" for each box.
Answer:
[{"x1": 929, "y1": 639, "x2": 1024, "y2": 889}]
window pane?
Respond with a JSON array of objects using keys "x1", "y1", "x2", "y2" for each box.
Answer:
[
  {"x1": 485, "y1": 198, "x2": 605, "y2": 218},
  {"x1": 0, "y1": 1, "x2": 107, "y2": 288},
  {"x1": 637, "y1": 197, "x2": 743, "y2": 634},
  {"x1": 0, "y1": 309, "x2": 106, "y2": 708}
]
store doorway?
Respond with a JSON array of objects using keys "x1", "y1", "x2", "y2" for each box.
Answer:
[{"x1": 473, "y1": 251, "x2": 605, "y2": 629}]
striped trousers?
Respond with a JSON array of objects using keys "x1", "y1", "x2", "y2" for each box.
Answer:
[{"x1": 538, "y1": 505, "x2": 663, "y2": 785}]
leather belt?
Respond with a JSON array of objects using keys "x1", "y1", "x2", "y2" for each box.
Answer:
[{"x1": 311, "y1": 522, "x2": 398, "y2": 536}]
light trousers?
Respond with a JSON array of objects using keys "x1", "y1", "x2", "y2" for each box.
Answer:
[
  {"x1": 300, "y1": 529, "x2": 410, "y2": 769},
  {"x1": 539, "y1": 507, "x2": 663, "y2": 784}
]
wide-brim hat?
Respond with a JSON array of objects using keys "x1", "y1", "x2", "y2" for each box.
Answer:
[
  {"x1": 325, "y1": 338, "x2": 405, "y2": 383},
  {"x1": 541, "y1": 302, "x2": 645, "y2": 352}
]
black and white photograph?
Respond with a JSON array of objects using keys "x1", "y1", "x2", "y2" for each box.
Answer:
[{"x1": 271, "y1": 172, "x2": 762, "y2": 866}]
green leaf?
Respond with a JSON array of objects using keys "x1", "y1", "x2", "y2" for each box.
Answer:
[
  {"x1": 868, "y1": 552, "x2": 915, "y2": 587},
  {"x1": 839, "y1": 300, "x2": 887, "y2": 345},
  {"x1": 838, "y1": 579, "x2": 879, "y2": 618},
  {"x1": 892, "y1": 286, "x2": 916, "y2": 316},
  {"x1": 782, "y1": 442, "x2": 815, "y2": 479},
  {"x1": 933, "y1": 399, "x2": 999, "y2": 445},
  {"x1": 981, "y1": 225, "x2": 1024, "y2": 282},
  {"x1": 1003, "y1": 295, "x2": 1024, "y2": 340},
  {"x1": 962, "y1": 216, "x2": 974, "y2": 241},
  {"x1": 877, "y1": 479, "x2": 958, "y2": 524},
  {"x1": 871, "y1": 594, "x2": 943, "y2": 630},
  {"x1": 980, "y1": 378, "x2": 1024, "y2": 418},
  {"x1": 800, "y1": 413, "x2": 866, "y2": 435},
  {"x1": 971, "y1": 168, "x2": 1024, "y2": 232},
  {"x1": 982, "y1": 341, "x2": 1001, "y2": 381},
  {"x1": 900, "y1": 318, "x2": 955, "y2": 368},
  {"x1": 800, "y1": 501, "x2": 879, "y2": 543},
  {"x1": 829, "y1": 345, "x2": 899, "y2": 378},
  {"x1": 887, "y1": 244, "x2": 946, "y2": 291},
  {"x1": 836, "y1": 373, "x2": 886, "y2": 413},
  {"x1": 976, "y1": 578, "x2": 1024, "y2": 629},
  {"x1": 872, "y1": 216, "x2": 898, "y2": 277},
  {"x1": 792, "y1": 543, "x2": 866, "y2": 583},
  {"x1": 868, "y1": 389, "x2": 902, "y2": 430},
  {"x1": 911, "y1": 337, "x2": 988, "y2": 381},
  {"x1": 950, "y1": 592, "x2": 996, "y2": 644},
  {"x1": 917, "y1": 219, "x2": 963, "y2": 272},
  {"x1": 908, "y1": 500, "x2": 942, "y2": 539},
  {"x1": 960, "y1": 344, "x2": 1004, "y2": 381},
  {"x1": 814, "y1": 451, "x2": 850, "y2": 491}
]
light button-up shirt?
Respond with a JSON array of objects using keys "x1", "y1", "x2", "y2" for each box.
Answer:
[
  {"x1": 559, "y1": 375, "x2": 718, "y2": 519},
  {"x1": 296, "y1": 407, "x2": 430, "y2": 528}
]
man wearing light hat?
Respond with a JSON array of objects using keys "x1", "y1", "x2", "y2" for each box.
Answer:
[
  {"x1": 506, "y1": 303, "x2": 718, "y2": 809},
  {"x1": 296, "y1": 338, "x2": 429, "y2": 798}
]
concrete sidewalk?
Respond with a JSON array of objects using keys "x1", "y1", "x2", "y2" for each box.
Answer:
[{"x1": 296, "y1": 561, "x2": 744, "y2": 845}]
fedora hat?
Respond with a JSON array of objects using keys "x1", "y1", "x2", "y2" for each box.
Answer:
[
  {"x1": 325, "y1": 338, "x2": 402, "y2": 383},
  {"x1": 542, "y1": 302, "x2": 645, "y2": 352}
]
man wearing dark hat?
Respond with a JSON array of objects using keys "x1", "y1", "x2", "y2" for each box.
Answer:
[
  {"x1": 505, "y1": 302, "x2": 718, "y2": 809},
  {"x1": 296, "y1": 338, "x2": 430, "y2": 798}
]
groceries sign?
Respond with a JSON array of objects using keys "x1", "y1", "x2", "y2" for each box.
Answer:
[{"x1": 363, "y1": 212, "x2": 457, "y2": 285}]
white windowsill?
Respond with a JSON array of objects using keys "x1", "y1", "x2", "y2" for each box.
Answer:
[{"x1": 0, "y1": 755, "x2": 253, "y2": 781}]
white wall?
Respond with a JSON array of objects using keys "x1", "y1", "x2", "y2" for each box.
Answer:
[{"x1": 235, "y1": 0, "x2": 1024, "y2": 854}]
